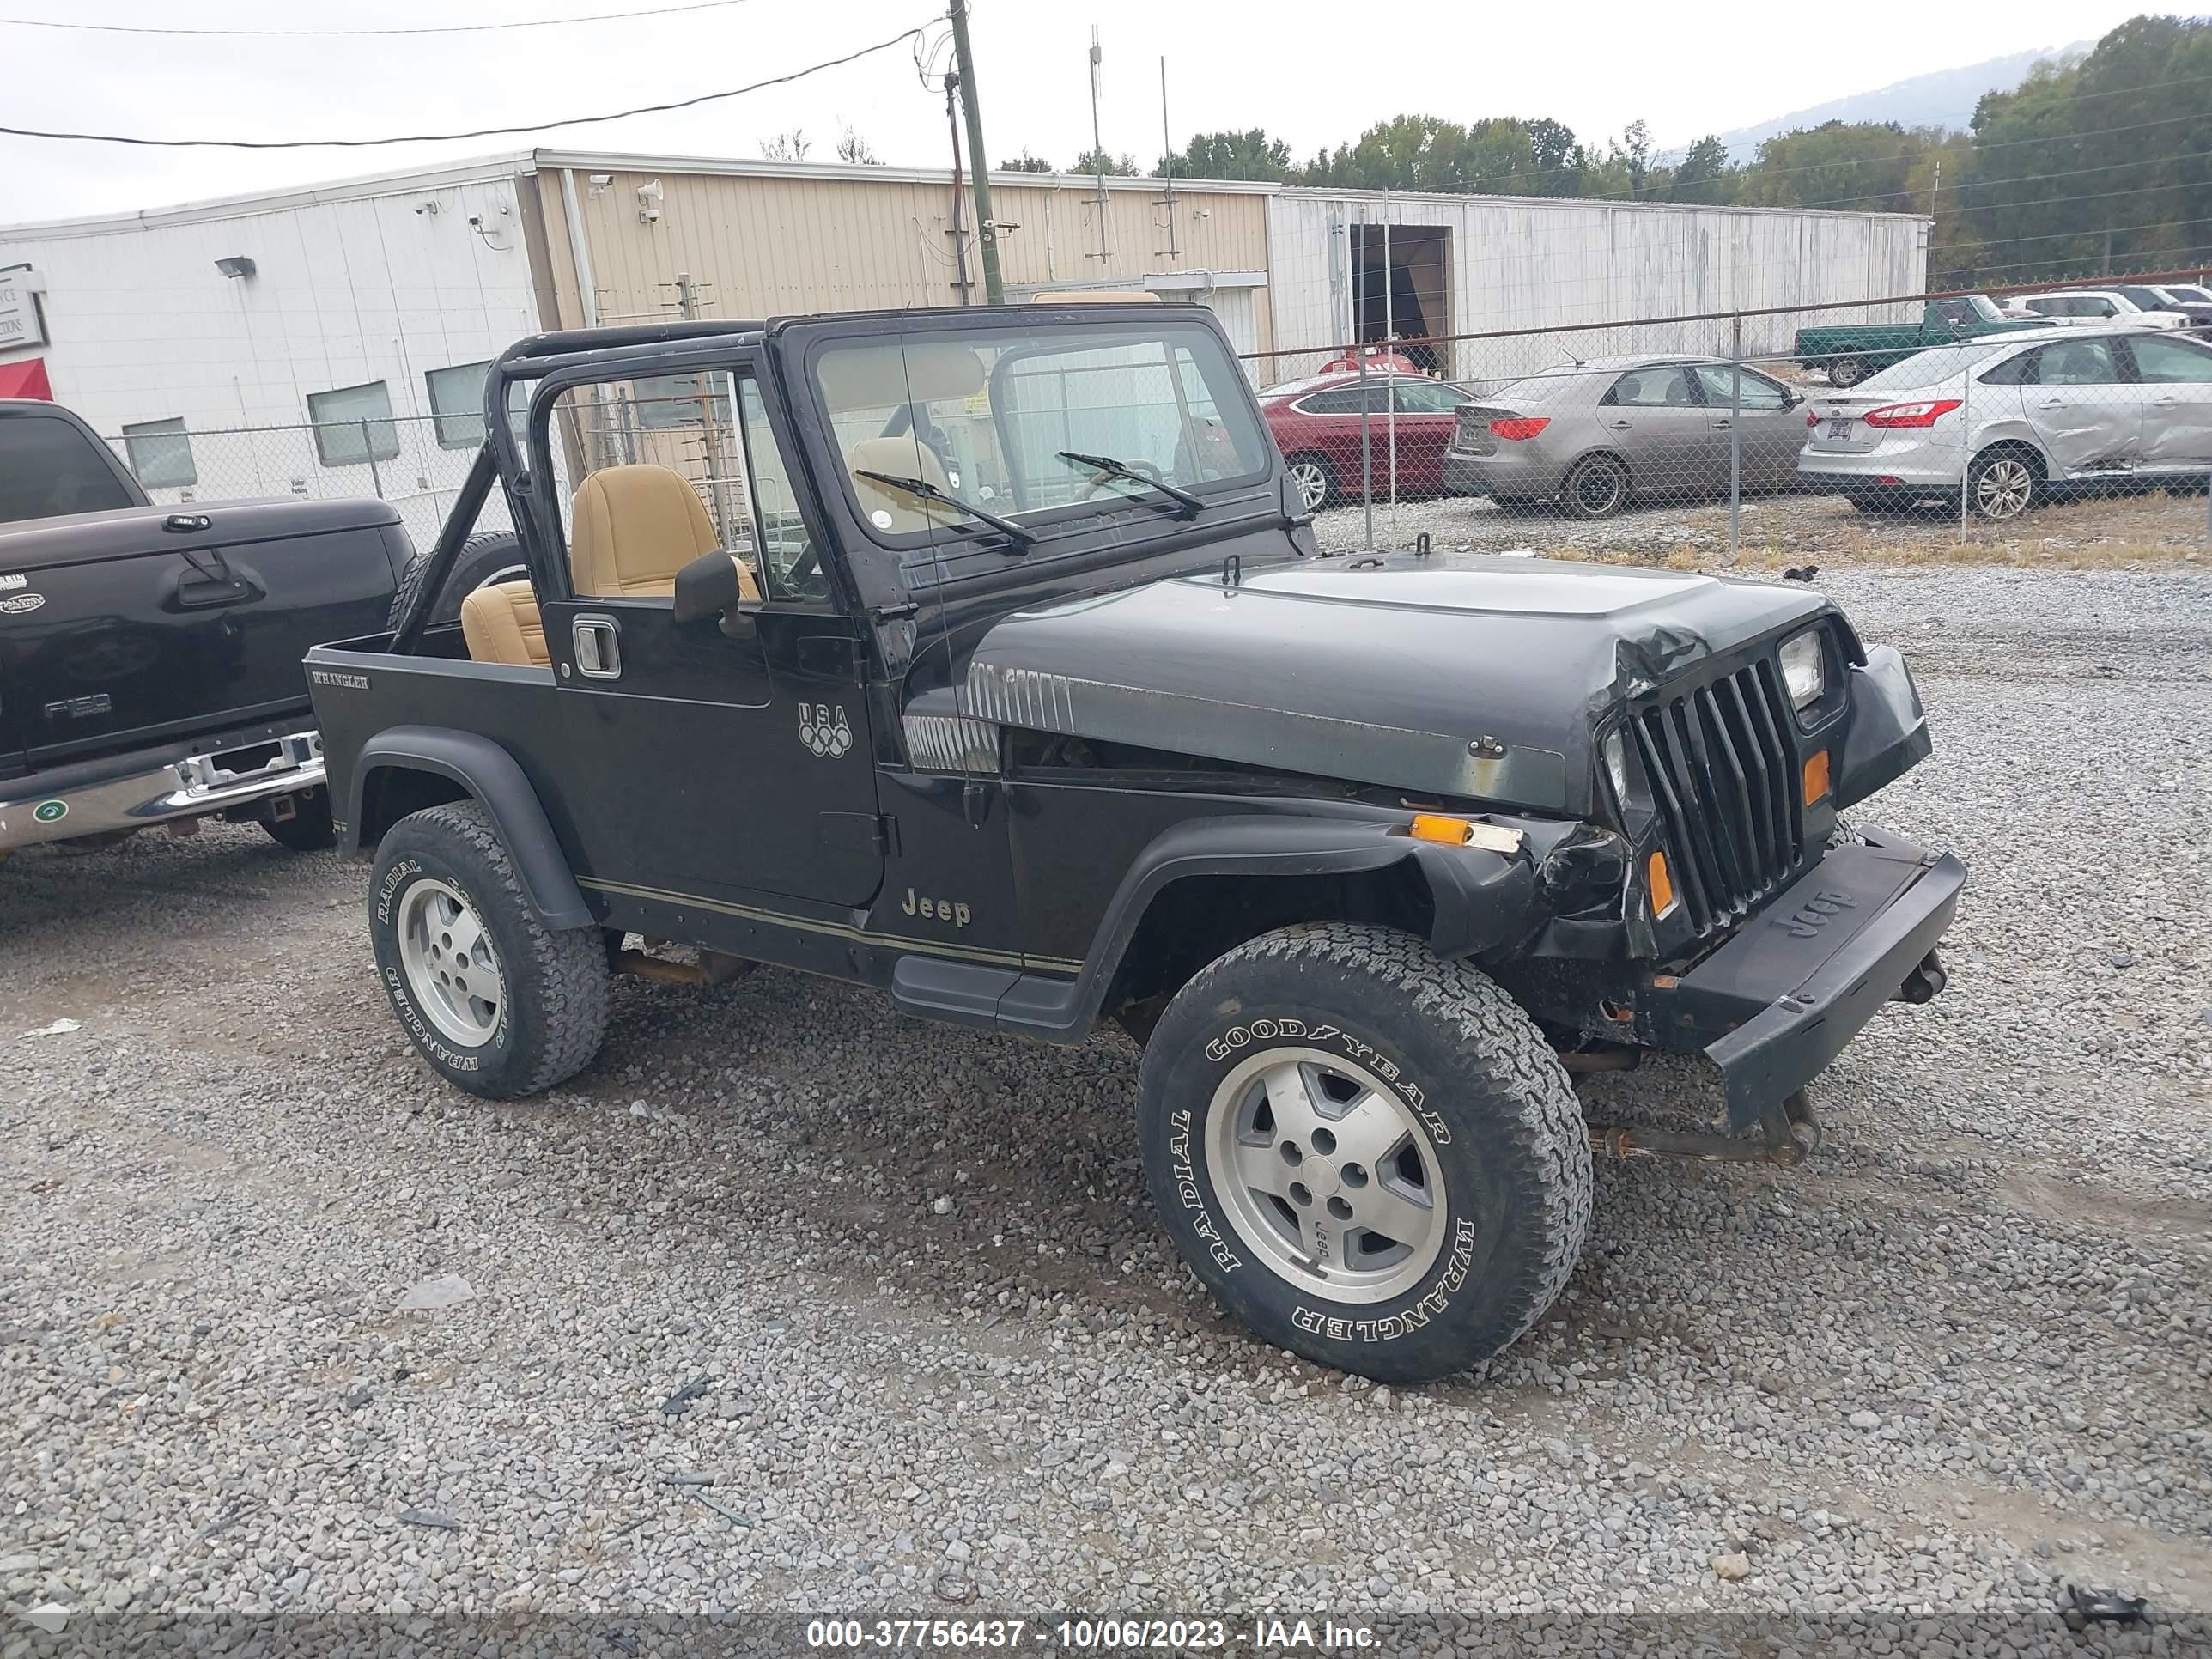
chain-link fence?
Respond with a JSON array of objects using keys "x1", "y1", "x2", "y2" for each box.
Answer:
[
  {"x1": 104, "y1": 414, "x2": 511, "y2": 552},
  {"x1": 1240, "y1": 276, "x2": 2212, "y2": 557},
  {"x1": 96, "y1": 278, "x2": 2212, "y2": 563}
]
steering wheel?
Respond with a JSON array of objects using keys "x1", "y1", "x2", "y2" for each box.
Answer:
[{"x1": 1077, "y1": 456, "x2": 1167, "y2": 500}]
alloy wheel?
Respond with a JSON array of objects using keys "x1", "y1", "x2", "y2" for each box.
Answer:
[
  {"x1": 1973, "y1": 456, "x2": 2036, "y2": 521},
  {"x1": 397, "y1": 878, "x2": 505, "y2": 1047},
  {"x1": 1204, "y1": 1047, "x2": 1447, "y2": 1304},
  {"x1": 1286, "y1": 459, "x2": 1330, "y2": 513}
]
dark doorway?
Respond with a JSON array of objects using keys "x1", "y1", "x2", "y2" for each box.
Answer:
[{"x1": 1351, "y1": 223, "x2": 1453, "y2": 373}]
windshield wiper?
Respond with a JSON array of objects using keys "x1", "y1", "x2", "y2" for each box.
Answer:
[
  {"x1": 854, "y1": 470, "x2": 1035, "y2": 550},
  {"x1": 1056, "y1": 450, "x2": 1205, "y2": 520}
]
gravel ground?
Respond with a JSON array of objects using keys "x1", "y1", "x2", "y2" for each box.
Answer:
[{"x1": 2, "y1": 560, "x2": 2208, "y2": 1654}]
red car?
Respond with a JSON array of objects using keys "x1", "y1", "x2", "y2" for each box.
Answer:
[{"x1": 1258, "y1": 370, "x2": 1478, "y2": 511}]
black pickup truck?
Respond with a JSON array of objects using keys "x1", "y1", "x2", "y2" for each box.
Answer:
[
  {"x1": 0, "y1": 398, "x2": 427, "y2": 855},
  {"x1": 304, "y1": 307, "x2": 1963, "y2": 1382}
]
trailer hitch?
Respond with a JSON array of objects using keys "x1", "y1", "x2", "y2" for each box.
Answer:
[{"x1": 1588, "y1": 1090, "x2": 1821, "y2": 1168}]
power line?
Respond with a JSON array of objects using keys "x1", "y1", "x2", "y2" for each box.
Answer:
[
  {"x1": 0, "y1": 25, "x2": 924, "y2": 148},
  {"x1": 0, "y1": 0, "x2": 754, "y2": 34}
]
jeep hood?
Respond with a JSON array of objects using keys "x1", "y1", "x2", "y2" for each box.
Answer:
[{"x1": 963, "y1": 552, "x2": 1827, "y2": 814}]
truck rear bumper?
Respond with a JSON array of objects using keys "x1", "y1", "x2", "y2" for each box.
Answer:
[
  {"x1": 0, "y1": 730, "x2": 325, "y2": 852},
  {"x1": 1660, "y1": 829, "x2": 1966, "y2": 1128}
]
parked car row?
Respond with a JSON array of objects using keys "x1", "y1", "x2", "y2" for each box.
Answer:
[
  {"x1": 1799, "y1": 325, "x2": 2212, "y2": 520},
  {"x1": 1261, "y1": 323, "x2": 2210, "y2": 525}
]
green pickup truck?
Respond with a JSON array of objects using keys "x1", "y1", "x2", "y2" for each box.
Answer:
[{"x1": 1792, "y1": 295, "x2": 2051, "y2": 386}]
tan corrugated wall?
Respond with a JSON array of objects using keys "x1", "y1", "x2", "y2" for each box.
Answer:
[{"x1": 538, "y1": 166, "x2": 1269, "y2": 341}]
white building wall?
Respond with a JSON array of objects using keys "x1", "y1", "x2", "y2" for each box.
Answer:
[
  {"x1": 0, "y1": 160, "x2": 540, "y2": 544},
  {"x1": 1264, "y1": 192, "x2": 1930, "y2": 389}
]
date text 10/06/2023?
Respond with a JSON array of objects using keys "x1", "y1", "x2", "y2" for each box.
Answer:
[{"x1": 805, "y1": 1618, "x2": 1379, "y2": 1651}]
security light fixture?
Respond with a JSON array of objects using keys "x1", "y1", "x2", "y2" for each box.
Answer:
[{"x1": 214, "y1": 256, "x2": 257, "y2": 280}]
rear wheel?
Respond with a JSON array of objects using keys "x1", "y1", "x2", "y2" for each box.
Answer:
[
  {"x1": 1827, "y1": 355, "x2": 1873, "y2": 389},
  {"x1": 1560, "y1": 453, "x2": 1630, "y2": 520},
  {"x1": 369, "y1": 801, "x2": 608, "y2": 1098},
  {"x1": 1967, "y1": 446, "x2": 2042, "y2": 523},
  {"x1": 1284, "y1": 453, "x2": 1336, "y2": 514},
  {"x1": 1137, "y1": 922, "x2": 1592, "y2": 1382}
]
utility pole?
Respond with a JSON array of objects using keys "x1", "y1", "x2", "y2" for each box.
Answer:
[
  {"x1": 945, "y1": 71, "x2": 973, "y2": 304},
  {"x1": 1088, "y1": 27, "x2": 1110, "y2": 269},
  {"x1": 1158, "y1": 57, "x2": 1179, "y2": 268},
  {"x1": 947, "y1": 0, "x2": 1003, "y2": 304}
]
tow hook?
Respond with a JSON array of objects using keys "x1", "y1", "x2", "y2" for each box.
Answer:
[
  {"x1": 1588, "y1": 1090, "x2": 1822, "y2": 1167},
  {"x1": 1893, "y1": 950, "x2": 1947, "y2": 1005}
]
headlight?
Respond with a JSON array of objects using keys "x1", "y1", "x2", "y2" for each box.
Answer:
[
  {"x1": 1602, "y1": 728, "x2": 1631, "y2": 805},
  {"x1": 1780, "y1": 629, "x2": 1826, "y2": 711}
]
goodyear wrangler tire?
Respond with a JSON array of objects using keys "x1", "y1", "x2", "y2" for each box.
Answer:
[
  {"x1": 369, "y1": 801, "x2": 608, "y2": 1099},
  {"x1": 1137, "y1": 922, "x2": 1591, "y2": 1383}
]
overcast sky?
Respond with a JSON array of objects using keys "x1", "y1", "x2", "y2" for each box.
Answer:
[{"x1": 0, "y1": 0, "x2": 2162, "y2": 226}]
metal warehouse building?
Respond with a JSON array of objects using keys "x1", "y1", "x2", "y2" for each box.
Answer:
[
  {"x1": 1265, "y1": 189, "x2": 1931, "y2": 385},
  {"x1": 0, "y1": 149, "x2": 1925, "y2": 537}
]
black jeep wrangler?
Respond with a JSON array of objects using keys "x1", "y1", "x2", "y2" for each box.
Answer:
[{"x1": 304, "y1": 307, "x2": 1961, "y2": 1382}]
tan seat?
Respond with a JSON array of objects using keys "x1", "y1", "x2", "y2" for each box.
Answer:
[
  {"x1": 460, "y1": 464, "x2": 763, "y2": 668},
  {"x1": 846, "y1": 435, "x2": 953, "y2": 535},
  {"x1": 459, "y1": 580, "x2": 550, "y2": 669},
  {"x1": 570, "y1": 463, "x2": 721, "y2": 599}
]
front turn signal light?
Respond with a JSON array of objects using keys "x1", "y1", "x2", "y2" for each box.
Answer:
[
  {"x1": 1802, "y1": 749, "x2": 1832, "y2": 804},
  {"x1": 1409, "y1": 814, "x2": 1525, "y2": 855},
  {"x1": 1646, "y1": 850, "x2": 1677, "y2": 917}
]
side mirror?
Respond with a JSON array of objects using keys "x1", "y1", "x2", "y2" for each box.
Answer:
[
  {"x1": 672, "y1": 549, "x2": 760, "y2": 641},
  {"x1": 673, "y1": 549, "x2": 744, "y2": 623}
]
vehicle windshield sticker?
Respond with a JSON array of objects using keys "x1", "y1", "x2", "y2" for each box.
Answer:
[
  {"x1": 33, "y1": 800, "x2": 67, "y2": 823},
  {"x1": 870, "y1": 510, "x2": 894, "y2": 530},
  {"x1": 799, "y1": 703, "x2": 853, "y2": 759},
  {"x1": 0, "y1": 593, "x2": 46, "y2": 615}
]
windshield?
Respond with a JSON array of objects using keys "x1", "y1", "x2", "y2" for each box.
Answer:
[
  {"x1": 2166, "y1": 285, "x2": 2212, "y2": 304},
  {"x1": 811, "y1": 319, "x2": 1270, "y2": 558},
  {"x1": 1855, "y1": 339, "x2": 2016, "y2": 392}
]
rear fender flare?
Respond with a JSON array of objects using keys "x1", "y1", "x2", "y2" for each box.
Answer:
[
  {"x1": 349, "y1": 726, "x2": 592, "y2": 930},
  {"x1": 1078, "y1": 814, "x2": 1536, "y2": 1023}
]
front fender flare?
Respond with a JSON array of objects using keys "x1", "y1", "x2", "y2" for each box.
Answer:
[
  {"x1": 349, "y1": 726, "x2": 593, "y2": 930},
  {"x1": 1079, "y1": 812, "x2": 1536, "y2": 1020}
]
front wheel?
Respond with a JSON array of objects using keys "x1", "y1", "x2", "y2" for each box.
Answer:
[
  {"x1": 369, "y1": 801, "x2": 608, "y2": 1098},
  {"x1": 1137, "y1": 923, "x2": 1593, "y2": 1382}
]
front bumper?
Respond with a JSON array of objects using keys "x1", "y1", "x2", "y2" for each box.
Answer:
[
  {"x1": 1656, "y1": 828, "x2": 1966, "y2": 1127},
  {"x1": 0, "y1": 730, "x2": 325, "y2": 853}
]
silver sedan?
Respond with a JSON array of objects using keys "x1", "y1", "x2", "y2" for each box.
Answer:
[
  {"x1": 1798, "y1": 327, "x2": 2212, "y2": 521},
  {"x1": 1442, "y1": 356, "x2": 1810, "y2": 518}
]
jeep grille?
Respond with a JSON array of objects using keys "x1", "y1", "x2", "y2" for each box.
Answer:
[{"x1": 1631, "y1": 661, "x2": 1803, "y2": 935}]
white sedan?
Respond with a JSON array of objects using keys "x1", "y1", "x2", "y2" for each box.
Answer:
[
  {"x1": 2015, "y1": 289, "x2": 2190, "y2": 331},
  {"x1": 1796, "y1": 327, "x2": 2212, "y2": 521}
]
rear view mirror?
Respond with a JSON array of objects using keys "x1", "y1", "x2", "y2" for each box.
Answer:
[{"x1": 672, "y1": 549, "x2": 744, "y2": 623}]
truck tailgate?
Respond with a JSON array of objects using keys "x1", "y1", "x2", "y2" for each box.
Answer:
[{"x1": 0, "y1": 497, "x2": 407, "y2": 774}]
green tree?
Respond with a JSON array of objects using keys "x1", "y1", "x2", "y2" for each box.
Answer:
[
  {"x1": 1157, "y1": 129, "x2": 1294, "y2": 181},
  {"x1": 1072, "y1": 148, "x2": 1139, "y2": 177},
  {"x1": 1735, "y1": 120, "x2": 1931, "y2": 212},
  {"x1": 1668, "y1": 136, "x2": 1735, "y2": 205},
  {"x1": 1959, "y1": 15, "x2": 2212, "y2": 283},
  {"x1": 999, "y1": 150, "x2": 1054, "y2": 173}
]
